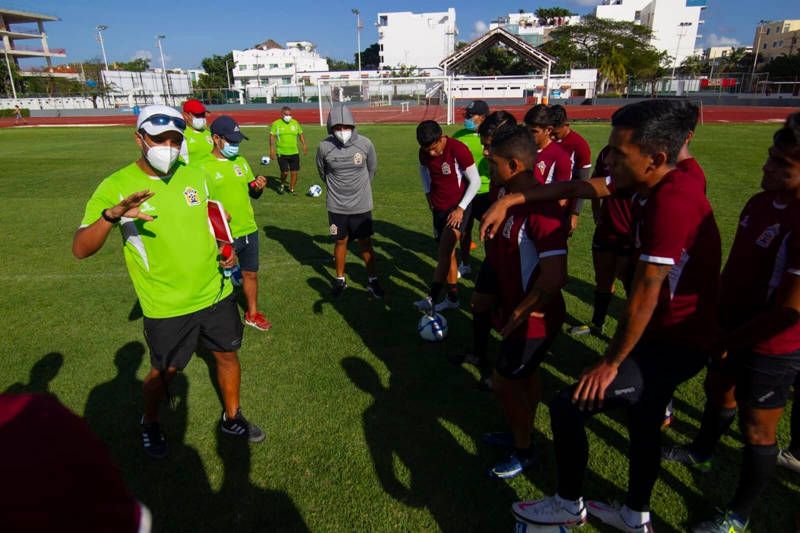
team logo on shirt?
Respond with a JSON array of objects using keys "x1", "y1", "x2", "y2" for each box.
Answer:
[
  {"x1": 756, "y1": 223, "x2": 781, "y2": 248},
  {"x1": 536, "y1": 161, "x2": 547, "y2": 175},
  {"x1": 502, "y1": 216, "x2": 514, "y2": 239},
  {"x1": 215, "y1": 172, "x2": 224, "y2": 180},
  {"x1": 353, "y1": 152, "x2": 363, "y2": 165},
  {"x1": 233, "y1": 165, "x2": 244, "y2": 177},
  {"x1": 441, "y1": 162, "x2": 451, "y2": 175},
  {"x1": 183, "y1": 187, "x2": 201, "y2": 206},
  {"x1": 329, "y1": 224, "x2": 338, "y2": 236}
]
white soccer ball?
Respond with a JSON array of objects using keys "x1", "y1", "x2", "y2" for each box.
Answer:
[
  {"x1": 260, "y1": 155, "x2": 271, "y2": 165},
  {"x1": 307, "y1": 184, "x2": 323, "y2": 197},
  {"x1": 418, "y1": 313, "x2": 448, "y2": 342},
  {"x1": 514, "y1": 521, "x2": 569, "y2": 533}
]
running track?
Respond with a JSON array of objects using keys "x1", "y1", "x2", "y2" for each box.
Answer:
[{"x1": 1, "y1": 104, "x2": 795, "y2": 128}]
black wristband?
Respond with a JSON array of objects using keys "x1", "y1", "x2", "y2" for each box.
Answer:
[{"x1": 101, "y1": 208, "x2": 121, "y2": 224}]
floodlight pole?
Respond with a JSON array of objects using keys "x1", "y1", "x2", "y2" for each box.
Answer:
[
  {"x1": 751, "y1": 21, "x2": 767, "y2": 87},
  {"x1": 352, "y1": 9, "x2": 362, "y2": 73},
  {"x1": 3, "y1": 49, "x2": 17, "y2": 100},
  {"x1": 96, "y1": 25, "x2": 110, "y2": 72},
  {"x1": 671, "y1": 22, "x2": 692, "y2": 79},
  {"x1": 156, "y1": 35, "x2": 171, "y2": 104}
]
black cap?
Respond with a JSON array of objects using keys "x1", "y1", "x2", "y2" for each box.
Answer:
[
  {"x1": 465, "y1": 100, "x2": 490, "y2": 117},
  {"x1": 210, "y1": 115, "x2": 248, "y2": 142}
]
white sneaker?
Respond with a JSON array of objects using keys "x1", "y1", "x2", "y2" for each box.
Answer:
[
  {"x1": 414, "y1": 296, "x2": 433, "y2": 313},
  {"x1": 777, "y1": 449, "x2": 800, "y2": 474},
  {"x1": 586, "y1": 501, "x2": 654, "y2": 532},
  {"x1": 434, "y1": 298, "x2": 460, "y2": 312},
  {"x1": 512, "y1": 496, "x2": 587, "y2": 526},
  {"x1": 458, "y1": 263, "x2": 472, "y2": 278}
]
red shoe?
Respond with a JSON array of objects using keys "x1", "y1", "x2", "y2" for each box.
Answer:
[{"x1": 244, "y1": 312, "x2": 272, "y2": 331}]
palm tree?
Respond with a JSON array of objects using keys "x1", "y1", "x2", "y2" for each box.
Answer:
[
  {"x1": 721, "y1": 47, "x2": 748, "y2": 72},
  {"x1": 680, "y1": 55, "x2": 705, "y2": 77},
  {"x1": 599, "y1": 46, "x2": 627, "y2": 93}
]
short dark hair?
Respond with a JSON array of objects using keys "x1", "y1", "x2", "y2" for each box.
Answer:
[
  {"x1": 491, "y1": 125, "x2": 537, "y2": 170},
  {"x1": 416, "y1": 120, "x2": 442, "y2": 147},
  {"x1": 610, "y1": 100, "x2": 687, "y2": 165},
  {"x1": 281, "y1": 106, "x2": 292, "y2": 112},
  {"x1": 524, "y1": 104, "x2": 553, "y2": 128},
  {"x1": 549, "y1": 105, "x2": 568, "y2": 127},
  {"x1": 478, "y1": 110, "x2": 517, "y2": 139},
  {"x1": 675, "y1": 100, "x2": 700, "y2": 133},
  {"x1": 773, "y1": 112, "x2": 800, "y2": 160}
]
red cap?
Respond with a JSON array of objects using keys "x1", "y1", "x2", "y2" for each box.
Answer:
[{"x1": 182, "y1": 99, "x2": 206, "y2": 114}]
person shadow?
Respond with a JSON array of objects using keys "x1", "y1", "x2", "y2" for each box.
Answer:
[{"x1": 4, "y1": 352, "x2": 63, "y2": 394}]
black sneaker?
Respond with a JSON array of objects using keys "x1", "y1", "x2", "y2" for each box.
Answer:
[
  {"x1": 366, "y1": 278, "x2": 384, "y2": 299},
  {"x1": 140, "y1": 418, "x2": 168, "y2": 459},
  {"x1": 277, "y1": 184, "x2": 285, "y2": 195},
  {"x1": 332, "y1": 278, "x2": 347, "y2": 297},
  {"x1": 220, "y1": 409, "x2": 266, "y2": 443}
]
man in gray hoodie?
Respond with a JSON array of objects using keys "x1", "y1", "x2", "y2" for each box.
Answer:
[{"x1": 316, "y1": 104, "x2": 382, "y2": 298}]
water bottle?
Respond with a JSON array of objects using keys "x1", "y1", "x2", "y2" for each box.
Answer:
[
  {"x1": 230, "y1": 264, "x2": 243, "y2": 287},
  {"x1": 221, "y1": 244, "x2": 234, "y2": 278}
]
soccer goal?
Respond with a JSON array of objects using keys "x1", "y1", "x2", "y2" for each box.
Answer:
[{"x1": 316, "y1": 76, "x2": 453, "y2": 126}]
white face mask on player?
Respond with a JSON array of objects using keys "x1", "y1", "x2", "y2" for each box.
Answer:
[
  {"x1": 191, "y1": 117, "x2": 206, "y2": 130},
  {"x1": 334, "y1": 129, "x2": 352, "y2": 144},
  {"x1": 140, "y1": 134, "x2": 180, "y2": 174}
]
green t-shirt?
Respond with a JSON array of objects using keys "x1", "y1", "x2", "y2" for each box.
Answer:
[
  {"x1": 80, "y1": 161, "x2": 232, "y2": 319},
  {"x1": 200, "y1": 155, "x2": 258, "y2": 238},
  {"x1": 270, "y1": 118, "x2": 303, "y2": 156},
  {"x1": 184, "y1": 125, "x2": 214, "y2": 161},
  {"x1": 452, "y1": 128, "x2": 490, "y2": 194}
]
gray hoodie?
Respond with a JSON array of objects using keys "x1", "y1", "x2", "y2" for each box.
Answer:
[{"x1": 316, "y1": 105, "x2": 377, "y2": 215}]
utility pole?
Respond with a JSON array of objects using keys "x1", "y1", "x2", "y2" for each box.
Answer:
[
  {"x1": 352, "y1": 8, "x2": 362, "y2": 73},
  {"x1": 3, "y1": 49, "x2": 17, "y2": 100},
  {"x1": 752, "y1": 20, "x2": 768, "y2": 90},
  {"x1": 96, "y1": 25, "x2": 109, "y2": 71},
  {"x1": 156, "y1": 35, "x2": 171, "y2": 104},
  {"x1": 671, "y1": 22, "x2": 692, "y2": 79}
]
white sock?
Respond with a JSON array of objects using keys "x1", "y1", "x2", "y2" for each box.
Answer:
[
  {"x1": 337, "y1": 276, "x2": 345, "y2": 282},
  {"x1": 555, "y1": 494, "x2": 584, "y2": 514},
  {"x1": 621, "y1": 505, "x2": 650, "y2": 526},
  {"x1": 368, "y1": 276, "x2": 377, "y2": 282}
]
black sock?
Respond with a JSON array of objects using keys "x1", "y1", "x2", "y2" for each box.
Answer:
[
  {"x1": 447, "y1": 284, "x2": 459, "y2": 302},
  {"x1": 790, "y1": 400, "x2": 800, "y2": 457},
  {"x1": 591, "y1": 291, "x2": 612, "y2": 327},
  {"x1": 430, "y1": 282, "x2": 444, "y2": 303},
  {"x1": 730, "y1": 443, "x2": 778, "y2": 520},
  {"x1": 691, "y1": 404, "x2": 737, "y2": 459},
  {"x1": 515, "y1": 446, "x2": 533, "y2": 459},
  {"x1": 472, "y1": 311, "x2": 492, "y2": 376}
]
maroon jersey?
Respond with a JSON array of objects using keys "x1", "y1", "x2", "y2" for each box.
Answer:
[
  {"x1": 486, "y1": 200, "x2": 567, "y2": 339},
  {"x1": 592, "y1": 147, "x2": 634, "y2": 247},
  {"x1": 720, "y1": 192, "x2": 800, "y2": 355},
  {"x1": 534, "y1": 142, "x2": 571, "y2": 185},
  {"x1": 419, "y1": 136, "x2": 475, "y2": 211},
  {"x1": 557, "y1": 130, "x2": 592, "y2": 179},
  {"x1": 633, "y1": 168, "x2": 721, "y2": 349},
  {"x1": 677, "y1": 157, "x2": 707, "y2": 195}
]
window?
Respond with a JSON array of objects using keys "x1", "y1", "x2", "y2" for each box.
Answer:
[
  {"x1": 776, "y1": 25, "x2": 781, "y2": 33},
  {"x1": 763, "y1": 43, "x2": 767, "y2": 49},
  {"x1": 766, "y1": 28, "x2": 770, "y2": 35},
  {"x1": 281, "y1": 76, "x2": 292, "y2": 84},
  {"x1": 773, "y1": 41, "x2": 778, "y2": 48},
  {"x1": 634, "y1": 10, "x2": 641, "y2": 19},
  {"x1": 779, "y1": 40, "x2": 784, "y2": 47},
  {"x1": 269, "y1": 63, "x2": 279, "y2": 69},
  {"x1": 379, "y1": 15, "x2": 387, "y2": 26},
  {"x1": 238, "y1": 65, "x2": 246, "y2": 71},
  {"x1": 284, "y1": 63, "x2": 292, "y2": 68},
  {"x1": 379, "y1": 44, "x2": 384, "y2": 51}
]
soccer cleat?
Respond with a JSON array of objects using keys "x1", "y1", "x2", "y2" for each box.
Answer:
[
  {"x1": 662, "y1": 400, "x2": 674, "y2": 430},
  {"x1": 244, "y1": 311, "x2": 272, "y2": 331},
  {"x1": 777, "y1": 449, "x2": 800, "y2": 474},
  {"x1": 331, "y1": 278, "x2": 347, "y2": 297},
  {"x1": 661, "y1": 445, "x2": 712, "y2": 472},
  {"x1": 220, "y1": 409, "x2": 266, "y2": 443},
  {"x1": 458, "y1": 263, "x2": 472, "y2": 278},
  {"x1": 691, "y1": 510, "x2": 748, "y2": 533},
  {"x1": 366, "y1": 278, "x2": 385, "y2": 299},
  {"x1": 277, "y1": 184, "x2": 285, "y2": 195},
  {"x1": 586, "y1": 501, "x2": 654, "y2": 532},
  {"x1": 512, "y1": 496, "x2": 588, "y2": 526},
  {"x1": 288, "y1": 188, "x2": 296, "y2": 195},
  {"x1": 140, "y1": 418, "x2": 168, "y2": 459},
  {"x1": 489, "y1": 452, "x2": 535, "y2": 479},
  {"x1": 434, "y1": 297, "x2": 460, "y2": 312},
  {"x1": 414, "y1": 296, "x2": 434, "y2": 313},
  {"x1": 569, "y1": 324, "x2": 592, "y2": 336}
]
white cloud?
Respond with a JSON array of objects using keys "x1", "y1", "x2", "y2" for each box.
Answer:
[
  {"x1": 132, "y1": 50, "x2": 153, "y2": 61},
  {"x1": 471, "y1": 20, "x2": 488, "y2": 38},
  {"x1": 704, "y1": 33, "x2": 741, "y2": 47}
]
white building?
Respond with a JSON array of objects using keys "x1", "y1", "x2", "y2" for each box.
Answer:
[
  {"x1": 488, "y1": 12, "x2": 581, "y2": 48},
  {"x1": 595, "y1": 0, "x2": 707, "y2": 70},
  {"x1": 232, "y1": 40, "x2": 328, "y2": 90},
  {"x1": 376, "y1": 9, "x2": 457, "y2": 70}
]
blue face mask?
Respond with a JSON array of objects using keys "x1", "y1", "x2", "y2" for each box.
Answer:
[
  {"x1": 464, "y1": 117, "x2": 477, "y2": 131},
  {"x1": 221, "y1": 142, "x2": 239, "y2": 159}
]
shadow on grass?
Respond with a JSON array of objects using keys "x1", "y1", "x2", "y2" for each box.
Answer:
[{"x1": 4, "y1": 352, "x2": 63, "y2": 394}]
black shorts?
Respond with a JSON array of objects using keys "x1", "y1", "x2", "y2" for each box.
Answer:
[
  {"x1": 328, "y1": 211, "x2": 373, "y2": 241},
  {"x1": 233, "y1": 231, "x2": 259, "y2": 272},
  {"x1": 592, "y1": 230, "x2": 633, "y2": 256},
  {"x1": 278, "y1": 154, "x2": 300, "y2": 172},
  {"x1": 475, "y1": 260, "x2": 498, "y2": 295},
  {"x1": 143, "y1": 295, "x2": 243, "y2": 371},
  {"x1": 734, "y1": 350, "x2": 800, "y2": 409},
  {"x1": 496, "y1": 336, "x2": 553, "y2": 380},
  {"x1": 432, "y1": 204, "x2": 473, "y2": 242},
  {"x1": 465, "y1": 192, "x2": 493, "y2": 231}
]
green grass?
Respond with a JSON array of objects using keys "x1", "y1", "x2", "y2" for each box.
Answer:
[{"x1": 1, "y1": 122, "x2": 797, "y2": 532}]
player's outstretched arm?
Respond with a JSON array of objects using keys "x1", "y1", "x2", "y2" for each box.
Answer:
[{"x1": 73, "y1": 190, "x2": 155, "y2": 259}]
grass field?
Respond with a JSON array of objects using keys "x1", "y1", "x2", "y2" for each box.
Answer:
[{"x1": 1, "y1": 121, "x2": 798, "y2": 532}]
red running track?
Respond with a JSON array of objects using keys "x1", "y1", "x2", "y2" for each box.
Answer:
[{"x1": 0, "y1": 104, "x2": 795, "y2": 128}]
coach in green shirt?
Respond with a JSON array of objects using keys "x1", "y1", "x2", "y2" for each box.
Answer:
[
  {"x1": 201, "y1": 115, "x2": 271, "y2": 332},
  {"x1": 72, "y1": 105, "x2": 265, "y2": 460},
  {"x1": 181, "y1": 99, "x2": 214, "y2": 161},
  {"x1": 269, "y1": 106, "x2": 307, "y2": 194}
]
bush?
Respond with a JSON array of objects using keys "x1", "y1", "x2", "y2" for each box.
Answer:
[{"x1": 0, "y1": 108, "x2": 30, "y2": 117}]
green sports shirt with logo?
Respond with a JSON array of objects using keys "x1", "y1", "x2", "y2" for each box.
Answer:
[
  {"x1": 80, "y1": 161, "x2": 232, "y2": 319},
  {"x1": 270, "y1": 118, "x2": 303, "y2": 156},
  {"x1": 452, "y1": 128, "x2": 490, "y2": 194},
  {"x1": 199, "y1": 155, "x2": 258, "y2": 238},
  {"x1": 184, "y1": 125, "x2": 214, "y2": 161}
]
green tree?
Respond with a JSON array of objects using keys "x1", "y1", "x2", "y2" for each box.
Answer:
[
  {"x1": 762, "y1": 52, "x2": 800, "y2": 79},
  {"x1": 598, "y1": 46, "x2": 627, "y2": 93},
  {"x1": 720, "y1": 47, "x2": 748, "y2": 72},
  {"x1": 327, "y1": 58, "x2": 357, "y2": 71},
  {"x1": 1, "y1": 57, "x2": 22, "y2": 97},
  {"x1": 195, "y1": 52, "x2": 233, "y2": 89},
  {"x1": 111, "y1": 58, "x2": 150, "y2": 72},
  {"x1": 534, "y1": 7, "x2": 575, "y2": 25},
  {"x1": 356, "y1": 43, "x2": 380, "y2": 69},
  {"x1": 679, "y1": 54, "x2": 705, "y2": 76},
  {"x1": 451, "y1": 41, "x2": 533, "y2": 76}
]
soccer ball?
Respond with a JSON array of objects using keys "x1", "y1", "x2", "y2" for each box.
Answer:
[
  {"x1": 514, "y1": 521, "x2": 568, "y2": 533},
  {"x1": 260, "y1": 155, "x2": 271, "y2": 165},
  {"x1": 418, "y1": 313, "x2": 448, "y2": 342},
  {"x1": 307, "y1": 184, "x2": 323, "y2": 197}
]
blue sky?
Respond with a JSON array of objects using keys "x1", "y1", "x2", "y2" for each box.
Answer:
[{"x1": 5, "y1": 0, "x2": 798, "y2": 69}]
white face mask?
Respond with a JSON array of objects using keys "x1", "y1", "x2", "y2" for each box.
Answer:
[
  {"x1": 141, "y1": 136, "x2": 180, "y2": 173},
  {"x1": 334, "y1": 129, "x2": 352, "y2": 144},
  {"x1": 282, "y1": 115, "x2": 292, "y2": 123},
  {"x1": 192, "y1": 117, "x2": 206, "y2": 130}
]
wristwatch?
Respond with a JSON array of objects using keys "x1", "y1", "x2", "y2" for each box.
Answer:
[{"x1": 101, "y1": 208, "x2": 121, "y2": 224}]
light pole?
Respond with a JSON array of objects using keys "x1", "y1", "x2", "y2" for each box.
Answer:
[
  {"x1": 96, "y1": 25, "x2": 109, "y2": 71},
  {"x1": 3, "y1": 48, "x2": 17, "y2": 100},
  {"x1": 156, "y1": 34, "x2": 171, "y2": 103},
  {"x1": 352, "y1": 8, "x2": 362, "y2": 73},
  {"x1": 671, "y1": 21, "x2": 692, "y2": 78},
  {"x1": 752, "y1": 20, "x2": 768, "y2": 85}
]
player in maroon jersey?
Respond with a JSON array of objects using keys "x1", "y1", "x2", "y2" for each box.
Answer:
[
  {"x1": 510, "y1": 100, "x2": 721, "y2": 531},
  {"x1": 477, "y1": 125, "x2": 567, "y2": 479},
  {"x1": 414, "y1": 120, "x2": 481, "y2": 313},
  {"x1": 675, "y1": 101, "x2": 707, "y2": 194},
  {"x1": 550, "y1": 105, "x2": 593, "y2": 236},
  {"x1": 524, "y1": 105, "x2": 572, "y2": 187}
]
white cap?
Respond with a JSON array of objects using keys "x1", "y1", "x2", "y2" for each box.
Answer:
[{"x1": 136, "y1": 105, "x2": 185, "y2": 137}]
